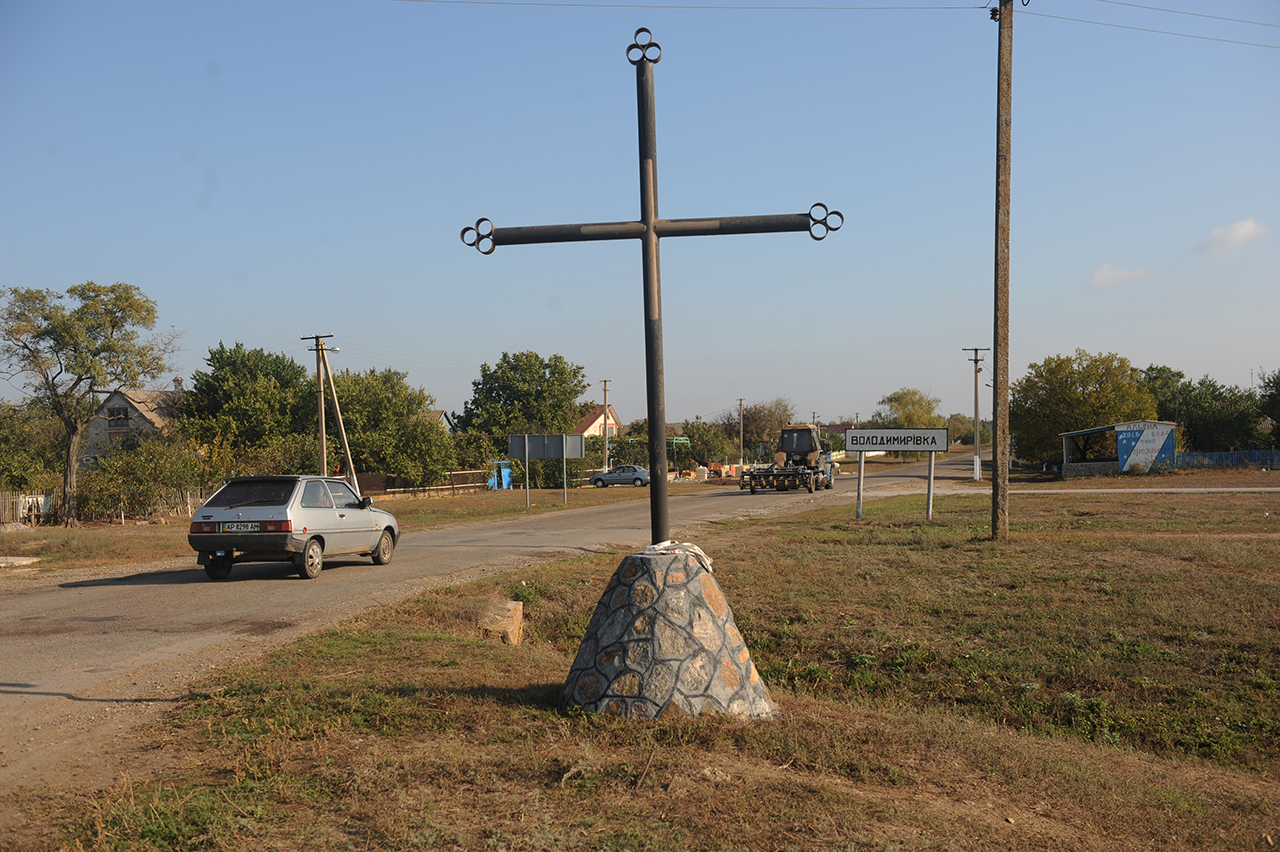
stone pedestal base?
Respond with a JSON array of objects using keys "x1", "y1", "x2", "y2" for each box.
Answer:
[{"x1": 562, "y1": 550, "x2": 775, "y2": 720}]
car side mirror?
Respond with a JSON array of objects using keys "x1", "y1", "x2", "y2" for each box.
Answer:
[{"x1": 359, "y1": 496, "x2": 373, "y2": 509}]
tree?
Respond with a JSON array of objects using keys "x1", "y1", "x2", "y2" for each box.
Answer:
[
  {"x1": 1010, "y1": 350, "x2": 1156, "y2": 466},
  {"x1": 455, "y1": 351, "x2": 590, "y2": 436},
  {"x1": 1261, "y1": 369, "x2": 1280, "y2": 428},
  {"x1": 945, "y1": 412, "x2": 991, "y2": 447},
  {"x1": 681, "y1": 416, "x2": 738, "y2": 466},
  {"x1": 864, "y1": 388, "x2": 945, "y2": 458},
  {"x1": 713, "y1": 397, "x2": 796, "y2": 462},
  {"x1": 329, "y1": 367, "x2": 455, "y2": 484},
  {"x1": 182, "y1": 342, "x2": 312, "y2": 449},
  {"x1": 1174, "y1": 377, "x2": 1267, "y2": 452},
  {"x1": 0, "y1": 283, "x2": 178, "y2": 523},
  {"x1": 0, "y1": 401, "x2": 62, "y2": 491},
  {"x1": 867, "y1": 388, "x2": 944, "y2": 430}
]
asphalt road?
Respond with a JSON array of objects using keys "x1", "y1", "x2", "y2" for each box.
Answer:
[{"x1": 0, "y1": 454, "x2": 977, "y2": 797}]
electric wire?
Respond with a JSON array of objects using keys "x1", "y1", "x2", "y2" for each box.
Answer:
[
  {"x1": 390, "y1": 0, "x2": 983, "y2": 9},
  {"x1": 1087, "y1": 0, "x2": 1280, "y2": 29},
  {"x1": 1020, "y1": 9, "x2": 1280, "y2": 49}
]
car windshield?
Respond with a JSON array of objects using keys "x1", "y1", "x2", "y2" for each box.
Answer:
[{"x1": 204, "y1": 479, "x2": 297, "y2": 508}]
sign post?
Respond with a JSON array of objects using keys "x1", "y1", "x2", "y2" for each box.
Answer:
[
  {"x1": 508, "y1": 435, "x2": 587, "y2": 506},
  {"x1": 845, "y1": 429, "x2": 949, "y2": 520}
]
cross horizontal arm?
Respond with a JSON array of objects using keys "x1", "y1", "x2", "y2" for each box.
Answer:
[
  {"x1": 654, "y1": 213, "x2": 808, "y2": 238},
  {"x1": 461, "y1": 204, "x2": 840, "y2": 254}
]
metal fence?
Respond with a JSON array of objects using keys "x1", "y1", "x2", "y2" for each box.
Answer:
[{"x1": 1173, "y1": 450, "x2": 1279, "y2": 470}]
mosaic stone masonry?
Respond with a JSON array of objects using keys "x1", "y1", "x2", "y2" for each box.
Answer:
[{"x1": 562, "y1": 548, "x2": 776, "y2": 720}]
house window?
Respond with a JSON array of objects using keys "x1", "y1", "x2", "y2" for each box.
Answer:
[{"x1": 106, "y1": 407, "x2": 130, "y2": 429}]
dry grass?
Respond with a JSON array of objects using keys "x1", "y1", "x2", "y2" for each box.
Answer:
[{"x1": 27, "y1": 483, "x2": 1280, "y2": 851}]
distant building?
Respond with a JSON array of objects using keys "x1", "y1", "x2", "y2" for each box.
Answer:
[
  {"x1": 81, "y1": 379, "x2": 185, "y2": 461},
  {"x1": 1059, "y1": 419, "x2": 1176, "y2": 478},
  {"x1": 428, "y1": 410, "x2": 457, "y2": 435},
  {"x1": 574, "y1": 404, "x2": 621, "y2": 438}
]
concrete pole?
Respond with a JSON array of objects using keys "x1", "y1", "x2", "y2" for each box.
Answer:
[
  {"x1": 320, "y1": 349, "x2": 358, "y2": 496},
  {"x1": 991, "y1": 0, "x2": 1013, "y2": 540},
  {"x1": 738, "y1": 398, "x2": 744, "y2": 470},
  {"x1": 602, "y1": 379, "x2": 611, "y2": 472}
]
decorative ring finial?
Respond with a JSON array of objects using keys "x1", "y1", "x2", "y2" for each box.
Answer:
[
  {"x1": 627, "y1": 28, "x2": 661, "y2": 65},
  {"x1": 807, "y1": 204, "x2": 842, "y2": 241},
  {"x1": 461, "y1": 218, "x2": 495, "y2": 255}
]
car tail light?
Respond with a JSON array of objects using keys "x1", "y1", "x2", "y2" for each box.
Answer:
[
  {"x1": 190, "y1": 522, "x2": 218, "y2": 534},
  {"x1": 262, "y1": 520, "x2": 293, "y2": 532}
]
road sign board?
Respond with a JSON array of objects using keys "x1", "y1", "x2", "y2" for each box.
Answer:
[
  {"x1": 845, "y1": 429, "x2": 948, "y2": 453},
  {"x1": 507, "y1": 434, "x2": 586, "y2": 460}
]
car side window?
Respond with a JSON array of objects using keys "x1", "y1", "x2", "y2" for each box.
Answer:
[
  {"x1": 326, "y1": 481, "x2": 360, "y2": 507},
  {"x1": 300, "y1": 481, "x2": 334, "y2": 509}
]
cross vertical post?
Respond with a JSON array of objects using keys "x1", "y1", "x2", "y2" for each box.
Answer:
[{"x1": 462, "y1": 28, "x2": 841, "y2": 545}]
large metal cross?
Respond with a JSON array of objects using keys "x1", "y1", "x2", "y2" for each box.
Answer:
[{"x1": 462, "y1": 28, "x2": 841, "y2": 545}]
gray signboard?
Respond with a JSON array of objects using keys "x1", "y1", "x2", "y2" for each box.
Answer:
[
  {"x1": 507, "y1": 434, "x2": 585, "y2": 460},
  {"x1": 845, "y1": 429, "x2": 948, "y2": 453}
]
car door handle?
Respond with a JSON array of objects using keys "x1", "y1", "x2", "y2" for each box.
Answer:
[{"x1": 338, "y1": 513, "x2": 346, "y2": 518}]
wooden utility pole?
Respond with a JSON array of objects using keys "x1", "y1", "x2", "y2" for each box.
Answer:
[
  {"x1": 991, "y1": 0, "x2": 1013, "y2": 540},
  {"x1": 303, "y1": 334, "x2": 333, "y2": 475}
]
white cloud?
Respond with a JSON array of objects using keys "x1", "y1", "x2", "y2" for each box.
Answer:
[
  {"x1": 1090, "y1": 263, "x2": 1151, "y2": 289},
  {"x1": 1201, "y1": 218, "x2": 1270, "y2": 253}
]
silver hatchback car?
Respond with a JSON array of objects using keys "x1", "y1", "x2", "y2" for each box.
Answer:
[
  {"x1": 188, "y1": 475, "x2": 399, "y2": 581},
  {"x1": 589, "y1": 465, "x2": 650, "y2": 487}
]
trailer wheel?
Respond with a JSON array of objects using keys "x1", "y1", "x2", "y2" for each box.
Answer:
[
  {"x1": 749, "y1": 482, "x2": 757, "y2": 494},
  {"x1": 806, "y1": 475, "x2": 815, "y2": 493}
]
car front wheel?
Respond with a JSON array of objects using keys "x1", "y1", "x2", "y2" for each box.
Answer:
[
  {"x1": 633, "y1": 478, "x2": 644, "y2": 487},
  {"x1": 371, "y1": 529, "x2": 395, "y2": 565},
  {"x1": 298, "y1": 539, "x2": 323, "y2": 579},
  {"x1": 593, "y1": 479, "x2": 606, "y2": 488}
]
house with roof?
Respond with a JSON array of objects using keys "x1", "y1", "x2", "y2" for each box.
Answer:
[
  {"x1": 80, "y1": 380, "x2": 185, "y2": 461},
  {"x1": 574, "y1": 404, "x2": 620, "y2": 439},
  {"x1": 428, "y1": 410, "x2": 457, "y2": 435}
]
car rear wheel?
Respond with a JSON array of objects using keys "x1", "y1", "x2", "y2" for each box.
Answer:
[
  {"x1": 371, "y1": 529, "x2": 395, "y2": 565},
  {"x1": 204, "y1": 556, "x2": 232, "y2": 581},
  {"x1": 299, "y1": 539, "x2": 323, "y2": 579}
]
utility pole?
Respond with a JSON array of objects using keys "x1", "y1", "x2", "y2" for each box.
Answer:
[
  {"x1": 991, "y1": 0, "x2": 1014, "y2": 540},
  {"x1": 964, "y1": 347, "x2": 990, "y2": 481},
  {"x1": 811, "y1": 411, "x2": 817, "y2": 426},
  {"x1": 738, "y1": 398, "x2": 745, "y2": 469},
  {"x1": 602, "y1": 378, "x2": 612, "y2": 471},
  {"x1": 303, "y1": 334, "x2": 333, "y2": 475}
]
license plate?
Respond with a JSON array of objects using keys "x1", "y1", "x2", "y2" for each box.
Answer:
[{"x1": 222, "y1": 522, "x2": 261, "y2": 533}]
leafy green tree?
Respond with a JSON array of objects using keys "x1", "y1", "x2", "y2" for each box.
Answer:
[
  {"x1": 329, "y1": 367, "x2": 455, "y2": 485},
  {"x1": 1010, "y1": 350, "x2": 1156, "y2": 466},
  {"x1": 945, "y1": 412, "x2": 991, "y2": 447},
  {"x1": 453, "y1": 429, "x2": 498, "y2": 472},
  {"x1": 863, "y1": 388, "x2": 945, "y2": 459},
  {"x1": 713, "y1": 397, "x2": 796, "y2": 462},
  {"x1": 1143, "y1": 365, "x2": 1269, "y2": 452},
  {"x1": 455, "y1": 351, "x2": 590, "y2": 435},
  {"x1": 0, "y1": 283, "x2": 178, "y2": 523},
  {"x1": 182, "y1": 342, "x2": 312, "y2": 449},
  {"x1": 681, "y1": 416, "x2": 738, "y2": 466},
  {"x1": 867, "y1": 388, "x2": 945, "y2": 430},
  {"x1": 1175, "y1": 377, "x2": 1267, "y2": 452},
  {"x1": 1261, "y1": 369, "x2": 1280, "y2": 428},
  {"x1": 455, "y1": 352, "x2": 590, "y2": 487},
  {"x1": 0, "y1": 401, "x2": 62, "y2": 490}
]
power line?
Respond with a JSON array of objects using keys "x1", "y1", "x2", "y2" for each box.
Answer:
[
  {"x1": 389, "y1": 0, "x2": 982, "y2": 9},
  {"x1": 1087, "y1": 0, "x2": 1280, "y2": 29},
  {"x1": 1021, "y1": 10, "x2": 1280, "y2": 49}
]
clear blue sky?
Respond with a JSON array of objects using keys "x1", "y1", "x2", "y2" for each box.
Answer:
[{"x1": 3, "y1": 0, "x2": 1276, "y2": 427}]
